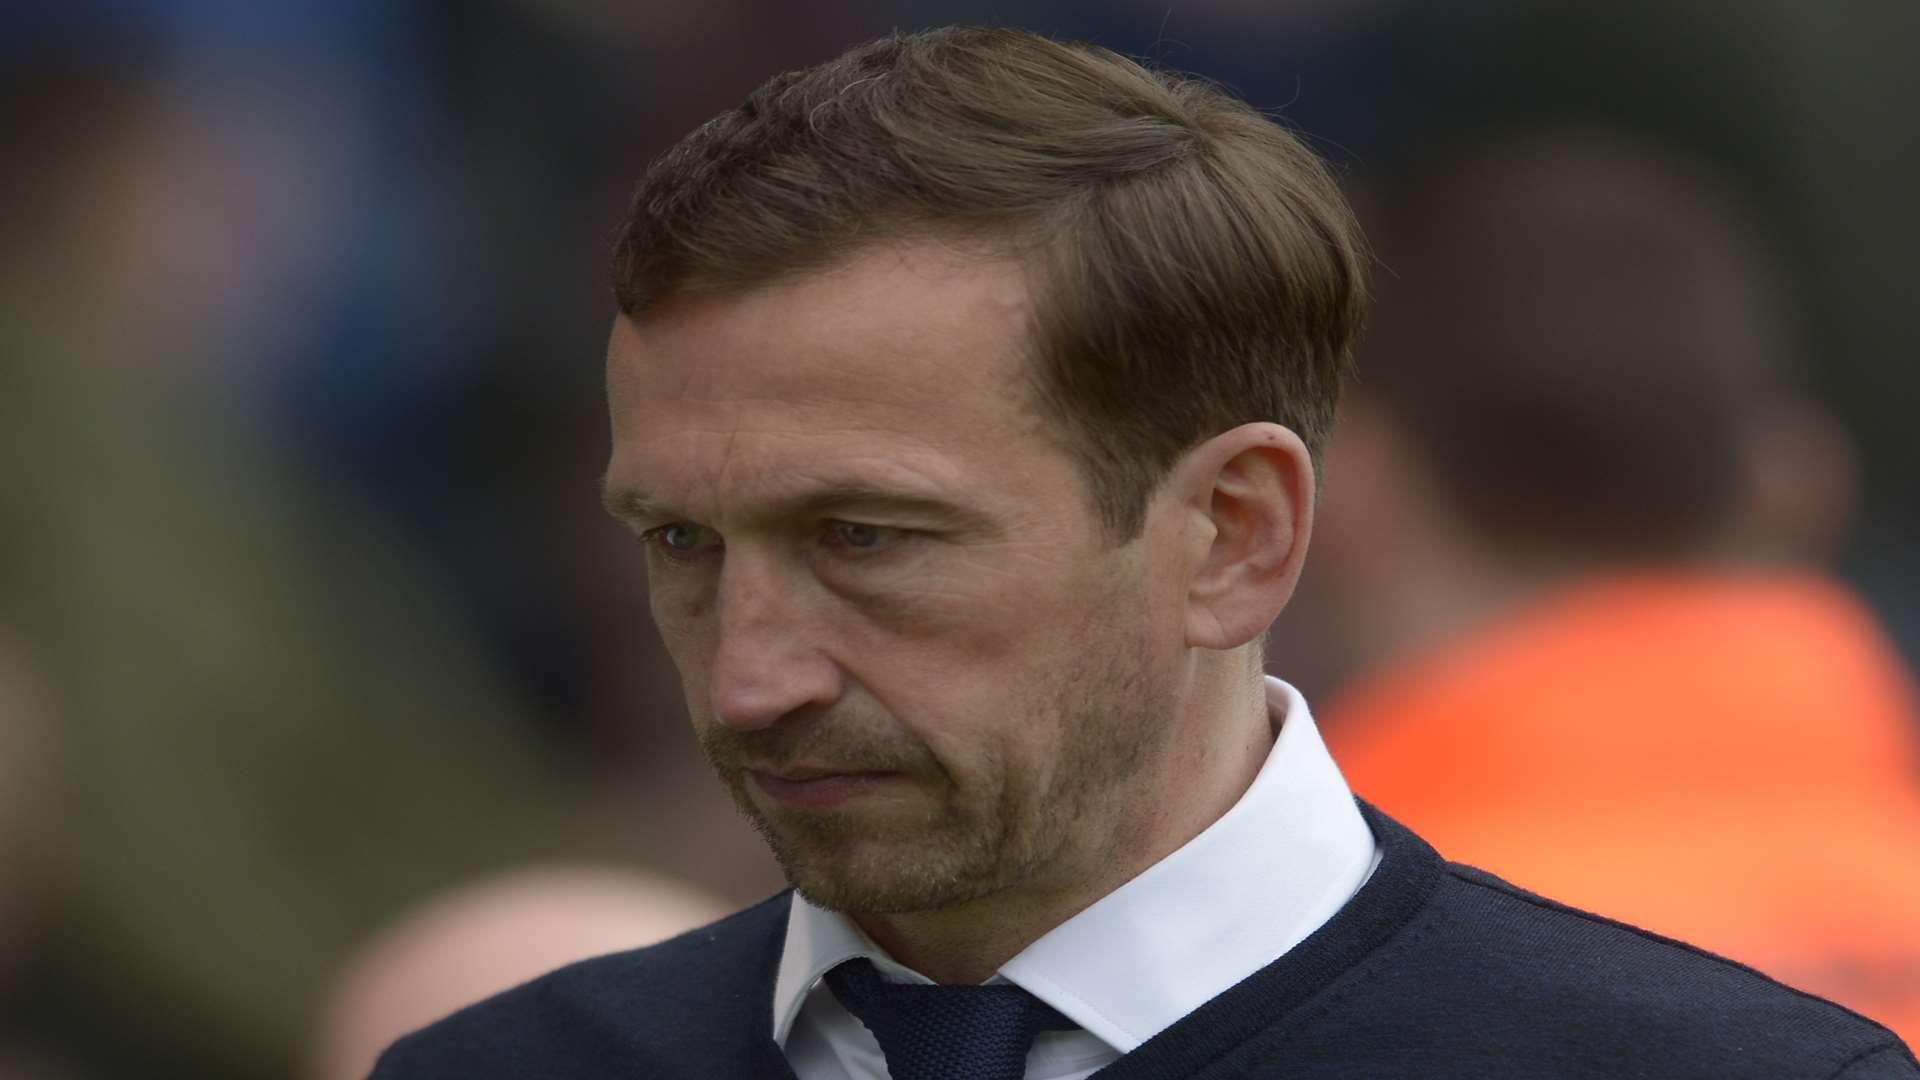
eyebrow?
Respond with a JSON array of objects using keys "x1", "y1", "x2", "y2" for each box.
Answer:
[
  {"x1": 600, "y1": 479, "x2": 995, "y2": 534},
  {"x1": 601, "y1": 484, "x2": 669, "y2": 523}
]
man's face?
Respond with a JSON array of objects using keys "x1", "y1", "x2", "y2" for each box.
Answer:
[{"x1": 603, "y1": 240, "x2": 1192, "y2": 914}]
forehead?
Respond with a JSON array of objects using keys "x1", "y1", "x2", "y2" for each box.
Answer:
[{"x1": 605, "y1": 241, "x2": 1065, "y2": 515}]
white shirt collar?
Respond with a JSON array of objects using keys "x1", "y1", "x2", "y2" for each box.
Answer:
[{"x1": 770, "y1": 676, "x2": 1376, "y2": 1054}]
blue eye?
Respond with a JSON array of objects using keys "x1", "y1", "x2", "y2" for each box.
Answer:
[
  {"x1": 648, "y1": 522, "x2": 717, "y2": 555},
  {"x1": 827, "y1": 521, "x2": 900, "y2": 551}
]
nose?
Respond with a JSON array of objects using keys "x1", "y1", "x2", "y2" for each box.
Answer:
[{"x1": 704, "y1": 554, "x2": 844, "y2": 731}]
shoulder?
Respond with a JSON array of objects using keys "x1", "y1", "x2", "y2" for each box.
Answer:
[
  {"x1": 367, "y1": 892, "x2": 791, "y2": 1078},
  {"x1": 1226, "y1": 807, "x2": 1920, "y2": 1079},
  {"x1": 1385, "y1": 861, "x2": 1914, "y2": 1077}
]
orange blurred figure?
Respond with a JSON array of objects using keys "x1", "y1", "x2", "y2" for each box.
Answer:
[{"x1": 1296, "y1": 131, "x2": 1920, "y2": 1043}]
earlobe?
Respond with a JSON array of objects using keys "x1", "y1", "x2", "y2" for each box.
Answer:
[{"x1": 1181, "y1": 423, "x2": 1316, "y2": 651}]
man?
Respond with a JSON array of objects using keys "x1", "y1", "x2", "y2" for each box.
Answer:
[
  {"x1": 1297, "y1": 131, "x2": 1920, "y2": 1046},
  {"x1": 373, "y1": 28, "x2": 1918, "y2": 1079}
]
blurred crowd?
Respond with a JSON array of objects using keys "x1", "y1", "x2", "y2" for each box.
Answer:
[{"x1": 2, "y1": 1, "x2": 1917, "y2": 1077}]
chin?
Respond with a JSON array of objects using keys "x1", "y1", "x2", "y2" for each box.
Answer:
[
  {"x1": 774, "y1": 836, "x2": 1014, "y2": 915},
  {"x1": 787, "y1": 873, "x2": 995, "y2": 916}
]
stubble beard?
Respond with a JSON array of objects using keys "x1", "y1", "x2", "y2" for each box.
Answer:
[{"x1": 696, "y1": 607, "x2": 1177, "y2": 916}]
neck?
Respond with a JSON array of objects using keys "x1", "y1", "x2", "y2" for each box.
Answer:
[
  {"x1": 1345, "y1": 497, "x2": 1607, "y2": 680},
  {"x1": 851, "y1": 654, "x2": 1274, "y2": 984},
  {"x1": 1368, "y1": 557, "x2": 1548, "y2": 671}
]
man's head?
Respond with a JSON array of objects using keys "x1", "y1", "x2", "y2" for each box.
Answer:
[
  {"x1": 602, "y1": 28, "x2": 1365, "y2": 920},
  {"x1": 611, "y1": 26, "x2": 1366, "y2": 538}
]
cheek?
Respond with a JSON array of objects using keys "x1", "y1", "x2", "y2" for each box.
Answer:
[
  {"x1": 835, "y1": 588, "x2": 1035, "y2": 729},
  {"x1": 848, "y1": 564, "x2": 1114, "y2": 762},
  {"x1": 646, "y1": 581, "x2": 715, "y2": 701},
  {"x1": 647, "y1": 580, "x2": 705, "y2": 639}
]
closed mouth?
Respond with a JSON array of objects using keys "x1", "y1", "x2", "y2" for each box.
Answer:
[{"x1": 746, "y1": 768, "x2": 899, "y2": 807}]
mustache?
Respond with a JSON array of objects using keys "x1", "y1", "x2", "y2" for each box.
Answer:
[{"x1": 698, "y1": 712, "x2": 940, "y2": 776}]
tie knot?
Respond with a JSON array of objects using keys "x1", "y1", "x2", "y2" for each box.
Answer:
[{"x1": 824, "y1": 958, "x2": 1073, "y2": 1080}]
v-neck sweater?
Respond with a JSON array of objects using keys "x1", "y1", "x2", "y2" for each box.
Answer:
[{"x1": 371, "y1": 804, "x2": 1917, "y2": 1079}]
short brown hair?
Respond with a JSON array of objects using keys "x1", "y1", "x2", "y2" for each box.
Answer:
[{"x1": 611, "y1": 26, "x2": 1367, "y2": 537}]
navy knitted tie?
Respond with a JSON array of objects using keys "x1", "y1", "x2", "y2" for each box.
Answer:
[{"x1": 824, "y1": 958, "x2": 1075, "y2": 1080}]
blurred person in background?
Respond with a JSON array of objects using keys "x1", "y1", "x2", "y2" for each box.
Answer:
[
  {"x1": 1291, "y1": 0, "x2": 1920, "y2": 685},
  {"x1": 0, "y1": 18, "x2": 642, "y2": 1080},
  {"x1": 311, "y1": 864, "x2": 729, "y2": 1080},
  {"x1": 1289, "y1": 130, "x2": 1920, "y2": 1043}
]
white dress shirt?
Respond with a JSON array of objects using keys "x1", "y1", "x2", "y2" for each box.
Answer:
[{"x1": 772, "y1": 677, "x2": 1378, "y2": 1080}]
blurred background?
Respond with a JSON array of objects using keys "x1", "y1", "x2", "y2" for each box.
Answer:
[{"x1": 3, "y1": 1, "x2": 1917, "y2": 1077}]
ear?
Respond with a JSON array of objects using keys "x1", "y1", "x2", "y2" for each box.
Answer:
[{"x1": 1171, "y1": 422, "x2": 1316, "y2": 651}]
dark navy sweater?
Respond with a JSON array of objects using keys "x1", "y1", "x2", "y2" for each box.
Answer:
[{"x1": 372, "y1": 805, "x2": 1919, "y2": 1078}]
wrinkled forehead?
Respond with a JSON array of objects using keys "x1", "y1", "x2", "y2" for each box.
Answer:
[
  {"x1": 604, "y1": 241, "x2": 1067, "y2": 514},
  {"x1": 609, "y1": 241, "x2": 1042, "y2": 407}
]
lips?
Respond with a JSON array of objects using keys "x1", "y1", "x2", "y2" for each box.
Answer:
[
  {"x1": 757, "y1": 765, "x2": 856, "y2": 782},
  {"x1": 747, "y1": 767, "x2": 897, "y2": 808}
]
